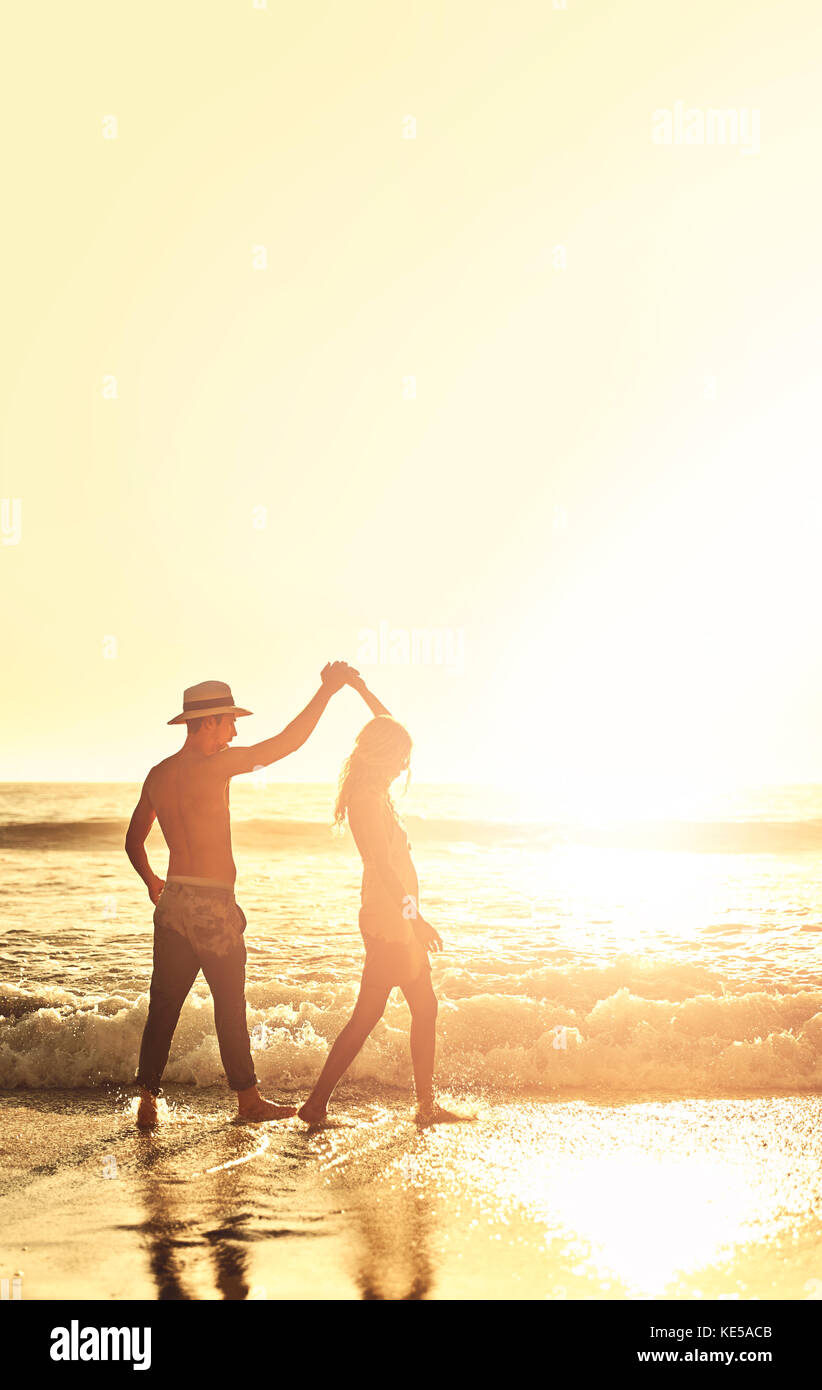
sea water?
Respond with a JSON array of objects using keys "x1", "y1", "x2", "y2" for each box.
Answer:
[{"x1": 1, "y1": 781, "x2": 822, "y2": 1096}]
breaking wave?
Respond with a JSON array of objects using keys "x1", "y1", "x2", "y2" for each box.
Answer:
[
  {"x1": 4, "y1": 815, "x2": 822, "y2": 853},
  {"x1": 2, "y1": 965, "x2": 821, "y2": 1095}
]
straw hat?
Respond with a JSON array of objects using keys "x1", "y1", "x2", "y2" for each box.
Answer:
[{"x1": 168, "y1": 680, "x2": 252, "y2": 725}]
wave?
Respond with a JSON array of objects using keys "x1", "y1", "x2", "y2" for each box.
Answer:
[
  {"x1": 0, "y1": 814, "x2": 560, "y2": 852},
  {"x1": 3, "y1": 972, "x2": 822, "y2": 1094},
  {"x1": 0, "y1": 817, "x2": 356, "y2": 850},
  {"x1": 0, "y1": 818, "x2": 348, "y2": 852},
  {"x1": 5, "y1": 815, "x2": 822, "y2": 853}
]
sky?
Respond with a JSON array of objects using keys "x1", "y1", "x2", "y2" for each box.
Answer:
[{"x1": 2, "y1": 0, "x2": 821, "y2": 805}]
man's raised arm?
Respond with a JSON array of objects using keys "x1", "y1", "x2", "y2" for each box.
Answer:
[{"x1": 221, "y1": 662, "x2": 353, "y2": 776}]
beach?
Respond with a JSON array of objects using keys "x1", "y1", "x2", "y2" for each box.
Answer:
[
  {"x1": 2, "y1": 1088, "x2": 821, "y2": 1301},
  {"x1": 2, "y1": 780, "x2": 822, "y2": 1300}
]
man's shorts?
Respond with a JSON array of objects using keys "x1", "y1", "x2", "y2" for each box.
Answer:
[{"x1": 154, "y1": 877, "x2": 247, "y2": 958}]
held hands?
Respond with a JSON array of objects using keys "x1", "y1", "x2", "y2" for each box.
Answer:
[
  {"x1": 321, "y1": 660, "x2": 384, "y2": 712},
  {"x1": 320, "y1": 660, "x2": 358, "y2": 693}
]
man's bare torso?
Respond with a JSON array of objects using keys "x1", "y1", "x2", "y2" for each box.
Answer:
[{"x1": 146, "y1": 749, "x2": 236, "y2": 884}]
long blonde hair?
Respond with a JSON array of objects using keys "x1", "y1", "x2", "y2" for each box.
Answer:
[{"x1": 334, "y1": 716, "x2": 413, "y2": 827}]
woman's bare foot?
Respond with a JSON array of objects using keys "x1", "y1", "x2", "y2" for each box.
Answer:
[
  {"x1": 237, "y1": 1085, "x2": 297, "y2": 1122},
  {"x1": 414, "y1": 1102, "x2": 474, "y2": 1127},
  {"x1": 297, "y1": 1099, "x2": 328, "y2": 1127},
  {"x1": 136, "y1": 1089, "x2": 158, "y2": 1129}
]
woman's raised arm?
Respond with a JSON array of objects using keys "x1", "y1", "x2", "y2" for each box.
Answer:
[{"x1": 346, "y1": 670, "x2": 391, "y2": 717}]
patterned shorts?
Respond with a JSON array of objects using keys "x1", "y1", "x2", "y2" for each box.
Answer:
[{"x1": 153, "y1": 878, "x2": 247, "y2": 958}]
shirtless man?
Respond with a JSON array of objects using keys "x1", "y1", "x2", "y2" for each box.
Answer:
[{"x1": 125, "y1": 663, "x2": 355, "y2": 1127}]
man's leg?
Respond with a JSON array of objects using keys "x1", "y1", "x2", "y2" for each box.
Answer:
[
  {"x1": 136, "y1": 926, "x2": 200, "y2": 1125},
  {"x1": 298, "y1": 977, "x2": 392, "y2": 1124},
  {"x1": 199, "y1": 936, "x2": 296, "y2": 1121}
]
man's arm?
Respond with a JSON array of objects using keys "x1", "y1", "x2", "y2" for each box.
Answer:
[
  {"x1": 220, "y1": 662, "x2": 352, "y2": 777},
  {"x1": 125, "y1": 780, "x2": 165, "y2": 905},
  {"x1": 346, "y1": 671, "x2": 391, "y2": 717}
]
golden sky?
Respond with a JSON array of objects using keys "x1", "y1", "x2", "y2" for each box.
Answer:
[{"x1": 2, "y1": 0, "x2": 821, "y2": 796}]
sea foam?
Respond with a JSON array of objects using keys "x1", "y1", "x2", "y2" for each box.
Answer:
[{"x1": 2, "y1": 970, "x2": 821, "y2": 1095}]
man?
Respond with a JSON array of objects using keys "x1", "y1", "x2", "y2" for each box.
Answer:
[{"x1": 125, "y1": 662, "x2": 355, "y2": 1127}]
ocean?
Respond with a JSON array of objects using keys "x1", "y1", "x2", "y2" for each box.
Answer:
[
  {"x1": 2, "y1": 779, "x2": 821, "y2": 1098},
  {"x1": 4, "y1": 779, "x2": 822, "y2": 1302}
]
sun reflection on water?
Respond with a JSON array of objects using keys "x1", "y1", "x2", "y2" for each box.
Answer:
[{"x1": 380, "y1": 1098, "x2": 822, "y2": 1299}]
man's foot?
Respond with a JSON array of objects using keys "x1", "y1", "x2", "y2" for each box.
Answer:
[
  {"x1": 414, "y1": 1102, "x2": 473, "y2": 1127},
  {"x1": 136, "y1": 1089, "x2": 158, "y2": 1129},
  {"x1": 237, "y1": 1096, "x2": 297, "y2": 1122},
  {"x1": 236, "y1": 1083, "x2": 297, "y2": 1122},
  {"x1": 297, "y1": 1099, "x2": 328, "y2": 1127}
]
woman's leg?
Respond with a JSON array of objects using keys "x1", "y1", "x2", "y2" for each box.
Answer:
[
  {"x1": 399, "y1": 970, "x2": 438, "y2": 1111},
  {"x1": 401, "y1": 971, "x2": 468, "y2": 1123},
  {"x1": 299, "y1": 976, "x2": 391, "y2": 1121}
]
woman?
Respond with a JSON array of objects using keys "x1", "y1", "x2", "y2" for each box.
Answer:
[{"x1": 298, "y1": 672, "x2": 462, "y2": 1126}]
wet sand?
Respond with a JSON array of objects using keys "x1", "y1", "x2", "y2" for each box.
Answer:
[{"x1": 1, "y1": 1089, "x2": 821, "y2": 1300}]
